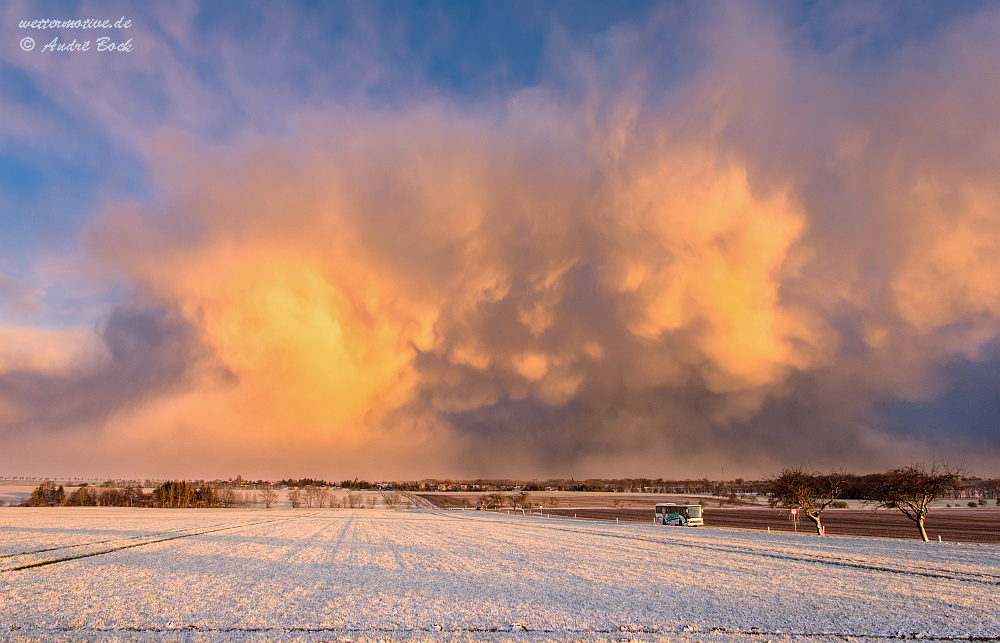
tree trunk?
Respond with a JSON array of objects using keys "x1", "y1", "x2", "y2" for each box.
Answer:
[
  {"x1": 806, "y1": 512, "x2": 824, "y2": 536},
  {"x1": 918, "y1": 514, "x2": 929, "y2": 542}
]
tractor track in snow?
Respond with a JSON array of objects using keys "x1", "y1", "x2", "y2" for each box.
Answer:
[
  {"x1": 0, "y1": 518, "x2": 246, "y2": 559},
  {"x1": 0, "y1": 512, "x2": 319, "y2": 573}
]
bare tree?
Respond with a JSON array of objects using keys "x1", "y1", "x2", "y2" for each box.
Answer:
[
  {"x1": 972, "y1": 479, "x2": 1000, "y2": 505},
  {"x1": 870, "y1": 463, "x2": 963, "y2": 542},
  {"x1": 769, "y1": 468, "x2": 847, "y2": 536},
  {"x1": 381, "y1": 492, "x2": 401, "y2": 509},
  {"x1": 304, "y1": 486, "x2": 320, "y2": 508},
  {"x1": 287, "y1": 488, "x2": 302, "y2": 508},
  {"x1": 508, "y1": 491, "x2": 529, "y2": 513},
  {"x1": 219, "y1": 486, "x2": 239, "y2": 508},
  {"x1": 66, "y1": 485, "x2": 95, "y2": 506},
  {"x1": 260, "y1": 485, "x2": 278, "y2": 508}
]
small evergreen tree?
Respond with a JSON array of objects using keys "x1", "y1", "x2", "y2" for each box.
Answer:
[{"x1": 27, "y1": 481, "x2": 65, "y2": 506}]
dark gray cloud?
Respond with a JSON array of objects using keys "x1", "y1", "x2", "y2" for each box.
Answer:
[{"x1": 0, "y1": 304, "x2": 218, "y2": 434}]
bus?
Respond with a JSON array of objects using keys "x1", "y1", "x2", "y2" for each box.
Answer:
[{"x1": 654, "y1": 503, "x2": 704, "y2": 527}]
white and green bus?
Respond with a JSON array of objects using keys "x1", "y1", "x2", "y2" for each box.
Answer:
[{"x1": 654, "y1": 503, "x2": 704, "y2": 527}]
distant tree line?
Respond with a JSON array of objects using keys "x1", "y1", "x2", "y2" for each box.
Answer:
[
  {"x1": 395, "y1": 478, "x2": 762, "y2": 494},
  {"x1": 18, "y1": 481, "x2": 279, "y2": 508},
  {"x1": 12, "y1": 480, "x2": 411, "y2": 510},
  {"x1": 282, "y1": 478, "x2": 334, "y2": 488},
  {"x1": 400, "y1": 475, "x2": 1000, "y2": 499}
]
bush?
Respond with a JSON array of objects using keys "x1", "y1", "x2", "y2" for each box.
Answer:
[
  {"x1": 968, "y1": 501, "x2": 978, "y2": 507},
  {"x1": 831, "y1": 500, "x2": 849, "y2": 508}
]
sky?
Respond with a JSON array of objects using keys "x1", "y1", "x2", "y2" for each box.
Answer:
[{"x1": 1, "y1": 0, "x2": 998, "y2": 481}]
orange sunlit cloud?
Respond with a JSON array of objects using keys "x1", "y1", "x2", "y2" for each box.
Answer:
[{"x1": 2, "y1": 4, "x2": 1000, "y2": 479}]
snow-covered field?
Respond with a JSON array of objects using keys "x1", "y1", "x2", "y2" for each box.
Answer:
[{"x1": 1, "y1": 509, "x2": 997, "y2": 642}]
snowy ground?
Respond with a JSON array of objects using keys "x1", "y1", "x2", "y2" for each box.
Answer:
[{"x1": 0, "y1": 508, "x2": 997, "y2": 642}]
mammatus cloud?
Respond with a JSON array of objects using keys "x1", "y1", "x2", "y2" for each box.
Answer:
[{"x1": 2, "y1": 6, "x2": 999, "y2": 478}]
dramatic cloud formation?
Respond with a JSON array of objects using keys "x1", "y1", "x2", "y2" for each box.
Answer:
[{"x1": 1, "y1": 2, "x2": 998, "y2": 478}]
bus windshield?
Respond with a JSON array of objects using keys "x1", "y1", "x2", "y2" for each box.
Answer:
[{"x1": 655, "y1": 504, "x2": 703, "y2": 526}]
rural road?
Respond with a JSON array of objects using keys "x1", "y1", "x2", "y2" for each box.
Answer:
[{"x1": 536, "y1": 506, "x2": 1000, "y2": 543}]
